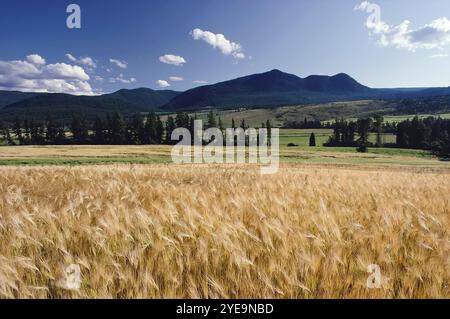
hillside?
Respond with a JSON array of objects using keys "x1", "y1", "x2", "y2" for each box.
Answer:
[
  {"x1": 163, "y1": 70, "x2": 450, "y2": 111},
  {"x1": 0, "y1": 88, "x2": 180, "y2": 122},
  {"x1": 162, "y1": 70, "x2": 373, "y2": 110},
  {"x1": 0, "y1": 91, "x2": 39, "y2": 108}
]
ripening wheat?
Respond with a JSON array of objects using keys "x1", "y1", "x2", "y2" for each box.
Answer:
[{"x1": 0, "y1": 164, "x2": 448, "y2": 298}]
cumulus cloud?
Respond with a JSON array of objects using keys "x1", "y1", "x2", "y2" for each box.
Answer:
[
  {"x1": 156, "y1": 80, "x2": 170, "y2": 88},
  {"x1": 159, "y1": 54, "x2": 186, "y2": 66},
  {"x1": 46, "y1": 63, "x2": 90, "y2": 81},
  {"x1": 169, "y1": 76, "x2": 184, "y2": 81},
  {"x1": 355, "y1": 1, "x2": 450, "y2": 51},
  {"x1": 193, "y1": 80, "x2": 208, "y2": 84},
  {"x1": 191, "y1": 28, "x2": 246, "y2": 59},
  {"x1": 0, "y1": 55, "x2": 93, "y2": 95},
  {"x1": 109, "y1": 58, "x2": 128, "y2": 69},
  {"x1": 65, "y1": 53, "x2": 97, "y2": 68},
  {"x1": 26, "y1": 54, "x2": 46, "y2": 65},
  {"x1": 108, "y1": 74, "x2": 136, "y2": 84}
]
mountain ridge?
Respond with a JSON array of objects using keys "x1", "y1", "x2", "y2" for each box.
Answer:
[
  {"x1": 162, "y1": 69, "x2": 373, "y2": 110},
  {"x1": 0, "y1": 88, "x2": 180, "y2": 122},
  {"x1": 2, "y1": 70, "x2": 450, "y2": 122}
]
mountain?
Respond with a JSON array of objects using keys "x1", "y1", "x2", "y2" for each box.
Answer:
[
  {"x1": 104, "y1": 88, "x2": 179, "y2": 108},
  {"x1": 0, "y1": 90, "x2": 39, "y2": 109},
  {"x1": 0, "y1": 88, "x2": 180, "y2": 122},
  {"x1": 163, "y1": 70, "x2": 371, "y2": 110}
]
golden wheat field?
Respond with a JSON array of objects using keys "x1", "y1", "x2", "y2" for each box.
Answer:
[{"x1": 0, "y1": 164, "x2": 449, "y2": 299}]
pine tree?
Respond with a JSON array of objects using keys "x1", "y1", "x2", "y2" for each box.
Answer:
[
  {"x1": 111, "y1": 112, "x2": 127, "y2": 145},
  {"x1": 218, "y1": 117, "x2": 224, "y2": 132},
  {"x1": 240, "y1": 119, "x2": 247, "y2": 130},
  {"x1": 93, "y1": 117, "x2": 105, "y2": 144},
  {"x1": 156, "y1": 116, "x2": 164, "y2": 144},
  {"x1": 206, "y1": 111, "x2": 217, "y2": 129},
  {"x1": 374, "y1": 115, "x2": 384, "y2": 147},
  {"x1": 71, "y1": 114, "x2": 89, "y2": 144},
  {"x1": 309, "y1": 133, "x2": 316, "y2": 147},
  {"x1": 13, "y1": 117, "x2": 23, "y2": 145},
  {"x1": 46, "y1": 115, "x2": 58, "y2": 144},
  {"x1": 129, "y1": 113, "x2": 144, "y2": 144},
  {"x1": 165, "y1": 116, "x2": 176, "y2": 144},
  {"x1": 357, "y1": 118, "x2": 373, "y2": 153}
]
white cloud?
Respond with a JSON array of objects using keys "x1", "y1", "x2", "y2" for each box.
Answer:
[
  {"x1": 193, "y1": 80, "x2": 208, "y2": 85},
  {"x1": 430, "y1": 53, "x2": 448, "y2": 58},
  {"x1": 79, "y1": 57, "x2": 96, "y2": 68},
  {"x1": 109, "y1": 58, "x2": 128, "y2": 69},
  {"x1": 66, "y1": 53, "x2": 77, "y2": 62},
  {"x1": 26, "y1": 54, "x2": 46, "y2": 65},
  {"x1": 191, "y1": 28, "x2": 246, "y2": 59},
  {"x1": 65, "y1": 53, "x2": 97, "y2": 68},
  {"x1": 159, "y1": 54, "x2": 186, "y2": 66},
  {"x1": 355, "y1": 1, "x2": 450, "y2": 51},
  {"x1": 95, "y1": 75, "x2": 104, "y2": 81},
  {"x1": 108, "y1": 74, "x2": 136, "y2": 84},
  {"x1": 156, "y1": 80, "x2": 170, "y2": 88},
  {"x1": 169, "y1": 76, "x2": 184, "y2": 81},
  {"x1": 46, "y1": 63, "x2": 90, "y2": 81},
  {"x1": 0, "y1": 55, "x2": 93, "y2": 95}
]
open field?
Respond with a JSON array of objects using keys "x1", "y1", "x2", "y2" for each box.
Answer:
[
  {"x1": 279, "y1": 129, "x2": 397, "y2": 147},
  {"x1": 0, "y1": 164, "x2": 448, "y2": 298},
  {"x1": 161, "y1": 100, "x2": 396, "y2": 128},
  {"x1": 0, "y1": 144, "x2": 445, "y2": 168},
  {"x1": 0, "y1": 141, "x2": 447, "y2": 168},
  {"x1": 330, "y1": 113, "x2": 450, "y2": 124}
]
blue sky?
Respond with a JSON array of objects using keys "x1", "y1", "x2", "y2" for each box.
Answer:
[{"x1": 1, "y1": 0, "x2": 450, "y2": 95}]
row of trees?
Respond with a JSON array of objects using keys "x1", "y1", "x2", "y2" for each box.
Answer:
[
  {"x1": 324, "y1": 115, "x2": 450, "y2": 158},
  {"x1": 396, "y1": 117, "x2": 450, "y2": 157},
  {"x1": 324, "y1": 116, "x2": 384, "y2": 152},
  {"x1": 0, "y1": 111, "x2": 273, "y2": 146}
]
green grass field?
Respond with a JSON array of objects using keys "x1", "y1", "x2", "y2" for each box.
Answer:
[
  {"x1": 0, "y1": 128, "x2": 447, "y2": 168},
  {"x1": 279, "y1": 129, "x2": 397, "y2": 147}
]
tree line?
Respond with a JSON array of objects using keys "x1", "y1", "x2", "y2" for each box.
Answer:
[
  {"x1": 0, "y1": 111, "x2": 273, "y2": 146},
  {"x1": 324, "y1": 115, "x2": 450, "y2": 158}
]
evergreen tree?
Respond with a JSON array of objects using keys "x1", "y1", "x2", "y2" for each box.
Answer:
[
  {"x1": 218, "y1": 117, "x2": 224, "y2": 132},
  {"x1": 71, "y1": 114, "x2": 89, "y2": 144},
  {"x1": 93, "y1": 117, "x2": 105, "y2": 144},
  {"x1": 240, "y1": 119, "x2": 247, "y2": 130},
  {"x1": 13, "y1": 117, "x2": 23, "y2": 145},
  {"x1": 129, "y1": 113, "x2": 144, "y2": 144},
  {"x1": 374, "y1": 115, "x2": 384, "y2": 147},
  {"x1": 266, "y1": 120, "x2": 272, "y2": 146},
  {"x1": 155, "y1": 116, "x2": 164, "y2": 144},
  {"x1": 46, "y1": 115, "x2": 58, "y2": 144},
  {"x1": 165, "y1": 116, "x2": 176, "y2": 144},
  {"x1": 111, "y1": 112, "x2": 127, "y2": 144},
  {"x1": 356, "y1": 118, "x2": 373, "y2": 153},
  {"x1": 206, "y1": 111, "x2": 217, "y2": 129},
  {"x1": 23, "y1": 119, "x2": 31, "y2": 144},
  {"x1": 309, "y1": 133, "x2": 316, "y2": 147}
]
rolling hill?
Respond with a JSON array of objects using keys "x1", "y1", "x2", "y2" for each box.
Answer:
[
  {"x1": 162, "y1": 69, "x2": 450, "y2": 111},
  {"x1": 162, "y1": 70, "x2": 374, "y2": 110},
  {"x1": 0, "y1": 90, "x2": 39, "y2": 109},
  {"x1": 0, "y1": 88, "x2": 180, "y2": 122}
]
